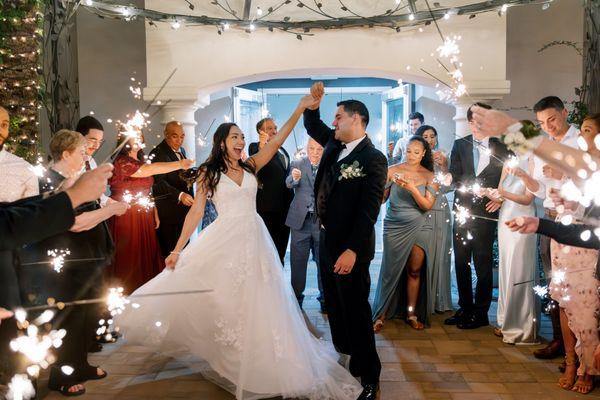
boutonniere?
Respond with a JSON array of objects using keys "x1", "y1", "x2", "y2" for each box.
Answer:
[{"x1": 339, "y1": 160, "x2": 366, "y2": 181}]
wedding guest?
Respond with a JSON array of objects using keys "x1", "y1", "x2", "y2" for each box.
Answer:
[
  {"x1": 391, "y1": 111, "x2": 425, "y2": 163},
  {"x1": 510, "y1": 97, "x2": 579, "y2": 360},
  {"x1": 108, "y1": 132, "x2": 193, "y2": 293},
  {"x1": 492, "y1": 151, "x2": 538, "y2": 344},
  {"x1": 249, "y1": 117, "x2": 293, "y2": 264},
  {"x1": 372, "y1": 136, "x2": 438, "y2": 331},
  {"x1": 470, "y1": 107, "x2": 596, "y2": 187},
  {"x1": 0, "y1": 106, "x2": 39, "y2": 202},
  {"x1": 76, "y1": 115, "x2": 104, "y2": 170},
  {"x1": 150, "y1": 121, "x2": 195, "y2": 257},
  {"x1": 0, "y1": 165, "x2": 113, "y2": 386},
  {"x1": 285, "y1": 138, "x2": 325, "y2": 311},
  {"x1": 75, "y1": 115, "x2": 117, "y2": 349},
  {"x1": 19, "y1": 130, "x2": 125, "y2": 396},
  {"x1": 415, "y1": 125, "x2": 452, "y2": 313},
  {"x1": 445, "y1": 103, "x2": 508, "y2": 330},
  {"x1": 507, "y1": 210, "x2": 600, "y2": 394}
]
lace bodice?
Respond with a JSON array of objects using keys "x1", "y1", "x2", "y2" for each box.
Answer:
[
  {"x1": 211, "y1": 170, "x2": 258, "y2": 218},
  {"x1": 108, "y1": 155, "x2": 153, "y2": 199}
]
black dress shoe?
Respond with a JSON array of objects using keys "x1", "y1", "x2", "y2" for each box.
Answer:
[
  {"x1": 444, "y1": 308, "x2": 468, "y2": 325},
  {"x1": 457, "y1": 314, "x2": 489, "y2": 330},
  {"x1": 357, "y1": 383, "x2": 379, "y2": 400}
]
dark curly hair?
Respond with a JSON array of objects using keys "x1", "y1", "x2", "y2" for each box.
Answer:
[
  {"x1": 181, "y1": 123, "x2": 256, "y2": 196},
  {"x1": 407, "y1": 135, "x2": 434, "y2": 172}
]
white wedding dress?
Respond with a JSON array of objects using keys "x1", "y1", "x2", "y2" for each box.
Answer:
[{"x1": 116, "y1": 170, "x2": 362, "y2": 400}]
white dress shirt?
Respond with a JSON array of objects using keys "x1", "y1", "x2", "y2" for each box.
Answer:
[
  {"x1": 529, "y1": 125, "x2": 580, "y2": 209},
  {"x1": 0, "y1": 149, "x2": 39, "y2": 202},
  {"x1": 474, "y1": 137, "x2": 490, "y2": 176},
  {"x1": 338, "y1": 135, "x2": 367, "y2": 162}
]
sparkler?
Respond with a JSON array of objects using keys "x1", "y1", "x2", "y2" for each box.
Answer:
[
  {"x1": 47, "y1": 249, "x2": 70, "y2": 273},
  {"x1": 120, "y1": 190, "x2": 155, "y2": 211},
  {"x1": 6, "y1": 374, "x2": 35, "y2": 400},
  {"x1": 101, "y1": 110, "x2": 148, "y2": 165},
  {"x1": 453, "y1": 204, "x2": 499, "y2": 225}
]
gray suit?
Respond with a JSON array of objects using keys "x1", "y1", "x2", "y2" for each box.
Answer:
[{"x1": 285, "y1": 157, "x2": 323, "y2": 308}]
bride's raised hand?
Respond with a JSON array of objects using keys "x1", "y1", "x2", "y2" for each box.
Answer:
[{"x1": 165, "y1": 252, "x2": 180, "y2": 270}]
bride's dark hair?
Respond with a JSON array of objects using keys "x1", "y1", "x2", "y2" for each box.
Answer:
[{"x1": 180, "y1": 122, "x2": 256, "y2": 196}]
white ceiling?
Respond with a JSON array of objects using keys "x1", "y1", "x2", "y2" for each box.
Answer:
[{"x1": 146, "y1": 0, "x2": 479, "y2": 21}]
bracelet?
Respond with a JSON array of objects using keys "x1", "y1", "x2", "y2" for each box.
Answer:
[{"x1": 170, "y1": 251, "x2": 181, "y2": 255}]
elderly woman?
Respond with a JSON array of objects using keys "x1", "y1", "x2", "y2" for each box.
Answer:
[{"x1": 19, "y1": 130, "x2": 127, "y2": 396}]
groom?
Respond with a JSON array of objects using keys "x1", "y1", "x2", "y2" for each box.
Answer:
[{"x1": 304, "y1": 82, "x2": 386, "y2": 400}]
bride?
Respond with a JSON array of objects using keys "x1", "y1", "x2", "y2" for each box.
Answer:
[{"x1": 116, "y1": 94, "x2": 363, "y2": 400}]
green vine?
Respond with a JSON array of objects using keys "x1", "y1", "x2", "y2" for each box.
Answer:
[{"x1": 0, "y1": 0, "x2": 44, "y2": 163}]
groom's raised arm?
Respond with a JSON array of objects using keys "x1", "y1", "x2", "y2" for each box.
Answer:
[
  {"x1": 303, "y1": 108, "x2": 333, "y2": 148},
  {"x1": 347, "y1": 152, "x2": 388, "y2": 254}
]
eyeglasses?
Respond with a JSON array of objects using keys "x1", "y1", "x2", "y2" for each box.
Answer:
[{"x1": 87, "y1": 138, "x2": 105, "y2": 146}]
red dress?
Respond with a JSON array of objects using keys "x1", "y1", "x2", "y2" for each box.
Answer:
[{"x1": 107, "y1": 155, "x2": 165, "y2": 293}]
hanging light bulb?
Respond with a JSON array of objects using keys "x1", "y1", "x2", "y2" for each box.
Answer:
[
  {"x1": 256, "y1": 7, "x2": 263, "y2": 16},
  {"x1": 249, "y1": 23, "x2": 256, "y2": 31},
  {"x1": 171, "y1": 20, "x2": 181, "y2": 30},
  {"x1": 409, "y1": 13, "x2": 415, "y2": 21},
  {"x1": 444, "y1": 12, "x2": 450, "y2": 20},
  {"x1": 500, "y1": 4, "x2": 508, "y2": 13},
  {"x1": 223, "y1": 22, "x2": 230, "y2": 30}
]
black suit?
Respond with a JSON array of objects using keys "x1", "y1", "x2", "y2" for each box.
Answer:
[
  {"x1": 304, "y1": 108, "x2": 386, "y2": 385},
  {"x1": 0, "y1": 191, "x2": 75, "y2": 382},
  {"x1": 248, "y1": 142, "x2": 293, "y2": 264},
  {"x1": 150, "y1": 140, "x2": 194, "y2": 257},
  {"x1": 449, "y1": 135, "x2": 508, "y2": 319}
]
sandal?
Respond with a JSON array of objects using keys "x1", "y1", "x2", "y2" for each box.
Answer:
[
  {"x1": 558, "y1": 354, "x2": 578, "y2": 390},
  {"x1": 373, "y1": 319, "x2": 384, "y2": 333},
  {"x1": 79, "y1": 366, "x2": 108, "y2": 381},
  {"x1": 406, "y1": 316, "x2": 424, "y2": 330},
  {"x1": 493, "y1": 327, "x2": 503, "y2": 338},
  {"x1": 50, "y1": 384, "x2": 86, "y2": 397},
  {"x1": 572, "y1": 374, "x2": 594, "y2": 394}
]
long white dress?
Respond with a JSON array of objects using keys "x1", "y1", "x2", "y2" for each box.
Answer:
[
  {"x1": 116, "y1": 170, "x2": 362, "y2": 400},
  {"x1": 496, "y1": 159, "x2": 539, "y2": 344}
]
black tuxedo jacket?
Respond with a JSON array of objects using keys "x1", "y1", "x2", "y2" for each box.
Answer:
[
  {"x1": 303, "y1": 108, "x2": 387, "y2": 263},
  {"x1": 248, "y1": 142, "x2": 293, "y2": 215},
  {"x1": 149, "y1": 140, "x2": 194, "y2": 225},
  {"x1": 449, "y1": 135, "x2": 509, "y2": 219},
  {"x1": 0, "y1": 192, "x2": 75, "y2": 308}
]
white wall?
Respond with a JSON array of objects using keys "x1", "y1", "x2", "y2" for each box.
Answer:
[
  {"x1": 144, "y1": 12, "x2": 509, "y2": 99},
  {"x1": 75, "y1": 4, "x2": 151, "y2": 162},
  {"x1": 497, "y1": 0, "x2": 584, "y2": 120}
]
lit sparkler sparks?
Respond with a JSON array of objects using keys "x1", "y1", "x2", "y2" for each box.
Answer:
[
  {"x1": 107, "y1": 287, "x2": 129, "y2": 316},
  {"x1": 533, "y1": 285, "x2": 548, "y2": 298},
  {"x1": 120, "y1": 190, "x2": 155, "y2": 211},
  {"x1": 47, "y1": 249, "x2": 70, "y2": 273},
  {"x1": 6, "y1": 374, "x2": 35, "y2": 400},
  {"x1": 9, "y1": 324, "x2": 65, "y2": 365},
  {"x1": 454, "y1": 204, "x2": 499, "y2": 225},
  {"x1": 102, "y1": 110, "x2": 149, "y2": 164}
]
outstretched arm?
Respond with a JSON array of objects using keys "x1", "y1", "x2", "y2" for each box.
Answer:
[
  {"x1": 249, "y1": 95, "x2": 319, "y2": 172},
  {"x1": 165, "y1": 176, "x2": 208, "y2": 269},
  {"x1": 131, "y1": 159, "x2": 194, "y2": 178}
]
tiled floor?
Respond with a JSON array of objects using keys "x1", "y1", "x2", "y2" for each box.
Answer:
[{"x1": 36, "y1": 255, "x2": 600, "y2": 399}]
